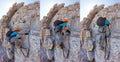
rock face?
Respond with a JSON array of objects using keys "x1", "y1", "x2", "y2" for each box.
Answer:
[
  {"x1": 80, "y1": 3, "x2": 120, "y2": 62},
  {"x1": 0, "y1": 1, "x2": 40, "y2": 62},
  {"x1": 40, "y1": 2, "x2": 80, "y2": 62},
  {"x1": 1, "y1": 1, "x2": 120, "y2": 62}
]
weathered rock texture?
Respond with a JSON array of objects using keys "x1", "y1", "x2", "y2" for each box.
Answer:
[
  {"x1": 80, "y1": 3, "x2": 120, "y2": 62},
  {"x1": 40, "y1": 2, "x2": 80, "y2": 62},
  {"x1": 0, "y1": 1, "x2": 40, "y2": 62}
]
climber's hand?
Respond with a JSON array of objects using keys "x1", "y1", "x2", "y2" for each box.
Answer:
[
  {"x1": 66, "y1": 30, "x2": 71, "y2": 34},
  {"x1": 25, "y1": 33, "x2": 29, "y2": 35},
  {"x1": 18, "y1": 37, "x2": 21, "y2": 39}
]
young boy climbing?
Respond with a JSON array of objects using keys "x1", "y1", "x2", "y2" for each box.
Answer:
[
  {"x1": 96, "y1": 16, "x2": 111, "y2": 59},
  {"x1": 6, "y1": 27, "x2": 29, "y2": 61}
]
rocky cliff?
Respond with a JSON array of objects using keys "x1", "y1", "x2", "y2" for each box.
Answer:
[
  {"x1": 40, "y1": 2, "x2": 80, "y2": 62},
  {"x1": 0, "y1": 1, "x2": 40, "y2": 62},
  {"x1": 80, "y1": 3, "x2": 120, "y2": 62},
  {"x1": 1, "y1": 1, "x2": 120, "y2": 62}
]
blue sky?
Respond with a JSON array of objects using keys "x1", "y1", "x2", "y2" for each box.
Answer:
[
  {"x1": 0, "y1": 0, "x2": 39, "y2": 19},
  {"x1": 40, "y1": 0, "x2": 80, "y2": 20},
  {"x1": 2, "y1": 0, "x2": 119, "y2": 21},
  {"x1": 81, "y1": 0, "x2": 120, "y2": 21}
]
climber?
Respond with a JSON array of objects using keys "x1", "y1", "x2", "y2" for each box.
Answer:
[
  {"x1": 6, "y1": 27, "x2": 29, "y2": 61},
  {"x1": 97, "y1": 16, "x2": 109, "y2": 48},
  {"x1": 96, "y1": 16, "x2": 111, "y2": 59},
  {"x1": 6, "y1": 27, "x2": 21, "y2": 61},
  {"x1": 54, "y1": 18, "x2": 71, "y2": 35},
  {"x1": 6, "y1": 27, "x2": 29, "y2": 47}
]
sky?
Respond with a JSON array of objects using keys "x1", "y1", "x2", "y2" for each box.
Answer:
[
  {"x1": 40, "y1": 0, "x2": 80, "y2": 20},
  {"x1": 2, "y1": 0, "x2": 119, "y2": 21},
  {"x1": 0, "y1": 0, "x2": 39, "y2": 19},
  {"x1": 81, "y1": 0, "x2": 120, "y2": 21}
]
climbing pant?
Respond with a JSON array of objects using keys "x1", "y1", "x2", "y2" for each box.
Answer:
[
  {"x1": 98, "y1": 33, "x2": 105, "y2": 50},
  {"x1": 98, "y1": 25, "x2": 111, "y2": 59},
  {"x1": 98, "y1": 26, "x2": 105, "y2": 33},
  {"x1": 54, "y1": 32, "x2": 62, "y2": 46}
]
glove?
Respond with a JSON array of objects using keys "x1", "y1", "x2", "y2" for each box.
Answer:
[
  {"x1": 66, "y1": 30, "x2": 71, "y2": 34},
  {"x1": 18, "y1": 37, "x2": 22, "y2": 39},
  {"x1": 25, "y1": 33, "x2": 29, "y2": 35}
]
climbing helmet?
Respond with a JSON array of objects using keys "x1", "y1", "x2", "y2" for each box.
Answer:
[
  {"x1": 62, "y1": 18, "x2": 68, "y2": 22},
  {"x1": 13, "y1": 27, "x2": 20, "y2": 31}
]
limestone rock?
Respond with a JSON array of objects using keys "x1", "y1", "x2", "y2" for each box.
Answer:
[
  {"x1": 0, "y1": 41, "x2": 8, "y2": 62},
  {"x1": 40, "y1": 2, "x2": 80, "y2": 62},
  {"x1": 7, "y1": 2, "x2": 24, "y2": 19},
  {"x1": 0, "y1": 2, "x2": 24, "y2": 28},
  {"x1": 81, "y1": 3, "x2": 120, "y2": 62},
  {"x1": 0, "y1": 1, "x2": 40, "y2": 62}
]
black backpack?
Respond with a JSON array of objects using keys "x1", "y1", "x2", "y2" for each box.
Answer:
[
  {"x1": 6, "y1": 30, "x2": 13, "y2": 37},
  {"x1": 54, "y1": 20, "x2": 64, "y2": 26},
  {"x1": 96, "y1": 17, "x2": 106, "y2": 26}
]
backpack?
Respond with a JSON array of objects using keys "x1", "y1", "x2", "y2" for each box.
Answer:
[
  {"x1": 6, "y1": 30, "x2": 13, "y2": 37},
  {"x1": 96, "y1": 17, "x2": 106, "y2": 26},
  {"x1": 54, "y1": 20, "x2": 64, "y2": 26}
]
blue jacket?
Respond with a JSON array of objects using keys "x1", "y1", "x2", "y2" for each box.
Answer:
[
  {"x1": 58, "y1": 23, "x2": 67, "y2": 31},
  {"x1": 104, "y1": 19, "x2": 110, "y2": 26},
  {"x1": 58, "y1": 23, "x2": 67, "y2": 27},
  {"x1": 10, "y1": 31, "x2": 18, "y2": 39}
]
